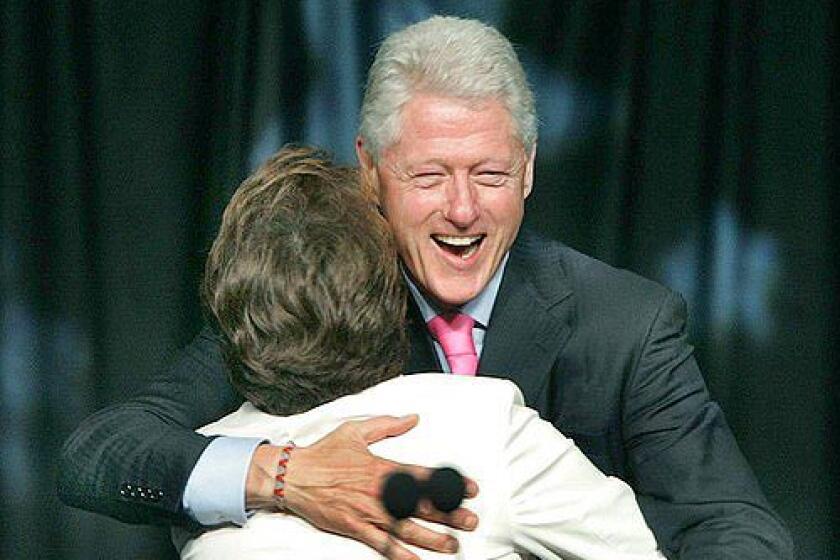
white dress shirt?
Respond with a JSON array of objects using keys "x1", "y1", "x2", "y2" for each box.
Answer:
[{"x1": 173, "y1": 375, "x2": 665, "y2": 560}]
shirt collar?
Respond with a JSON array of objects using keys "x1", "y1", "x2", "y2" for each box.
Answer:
[{"x1": 404, "y1": 253, "x2": 509, "y2": 329}]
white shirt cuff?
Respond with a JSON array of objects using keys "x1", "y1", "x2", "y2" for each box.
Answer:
[{"x1": 182, "y1": 436, "x2": 265, "y2": 526}]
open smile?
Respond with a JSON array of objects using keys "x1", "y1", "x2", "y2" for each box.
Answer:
[{"x1": 431, "y1": 234, "x2": 486, "y2": 260}]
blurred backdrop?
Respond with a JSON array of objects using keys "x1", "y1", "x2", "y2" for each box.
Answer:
[{"x1": 2, "y1": 1, "x2": 838, "y2": 558}]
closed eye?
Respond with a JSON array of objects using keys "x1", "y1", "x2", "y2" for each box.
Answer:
[
  {"x1": 411, "y1": 172, "x2": 446, "y2": 187},
  {"x1": 474, "y1": 171, "x2": 510, "y2": 186}
]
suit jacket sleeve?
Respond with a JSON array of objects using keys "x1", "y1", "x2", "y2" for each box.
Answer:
[
  {"x1": 622, "y1": 292, "x2": 794, "y2": 559},
  {"x1": 56, "y1": 326, "x2": 243, "y2": 526}
]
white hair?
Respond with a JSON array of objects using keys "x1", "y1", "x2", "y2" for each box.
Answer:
[{"x1": 359, "y1": 16, "x2": 537, "y2": 159}]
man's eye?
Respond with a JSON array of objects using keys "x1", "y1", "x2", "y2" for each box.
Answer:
[
  {"x1": 475, "y1": 172, "x2": 509, "y2": 186},
  {"x1": 412, "y1": 173, "x2": 445, "y2": 186}
]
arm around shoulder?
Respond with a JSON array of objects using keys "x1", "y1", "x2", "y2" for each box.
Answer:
[{"x1": 57, "y1": 327, "x2": 242, "y2": 526}]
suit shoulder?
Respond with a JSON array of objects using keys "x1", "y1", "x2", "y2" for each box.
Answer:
[
  {"x1": 515, "y1": 230, "x2": 682, "y2": 331},
  {"x1": 565, "y1": 247, "x2": 671, "y2": 306}
]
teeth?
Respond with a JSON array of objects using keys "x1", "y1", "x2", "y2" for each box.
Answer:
[
  {"x1": 461, "y1": 242, "x2": 479, "y2": 259},
  {"x1": 433, "y1": 235, "x2": 482, "y2": 246}
]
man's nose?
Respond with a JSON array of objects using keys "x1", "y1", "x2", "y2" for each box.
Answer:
[{"x1": 443, "y1": 175, "x2": 480, "y2": 226}]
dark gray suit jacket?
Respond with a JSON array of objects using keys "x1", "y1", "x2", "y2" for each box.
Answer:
[{"x1": 58, "y1": 229, "x2": 794, "y2": 559}]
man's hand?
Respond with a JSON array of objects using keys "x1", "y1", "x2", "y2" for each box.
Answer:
[{"x1": 246, "y1": 415, "x2": 479, "y2": 560}]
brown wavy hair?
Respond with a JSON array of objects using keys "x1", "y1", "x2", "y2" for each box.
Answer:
[{"x1": 203, "y1": 145, "x2": 407, "y2": 415}]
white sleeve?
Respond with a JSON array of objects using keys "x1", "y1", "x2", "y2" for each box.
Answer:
[{"x1": 505, "y1": 405, "x2": 667, "y2": 560}]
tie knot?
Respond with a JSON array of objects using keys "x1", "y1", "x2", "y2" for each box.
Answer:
[
  {"x1": 426, "y1": 313, "x2": 477, "y2": 376},
  {"x1": 427, "y1": 313, "x2": 474, "y2": 339}
]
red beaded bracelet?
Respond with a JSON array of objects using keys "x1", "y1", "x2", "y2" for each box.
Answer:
[{"x1": 273, "y1": 441, "x2": 296, "y2": 511}]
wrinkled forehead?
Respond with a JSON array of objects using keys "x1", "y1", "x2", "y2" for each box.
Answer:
[{"x1": 382, "y1": 94, "x2": 526, "y2": 158}]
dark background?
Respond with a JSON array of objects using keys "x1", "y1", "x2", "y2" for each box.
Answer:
[{"x1": 2, "y1": 1, "x2": 837, "y2": 558}]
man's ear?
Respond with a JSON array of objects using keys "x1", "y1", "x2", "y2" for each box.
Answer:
[
  {"x1": 355, "y1": 136, "x2": 380, "y2": 204},
  {"x1": 523, "y1": 144, "x2": 536, "y2": 199}
]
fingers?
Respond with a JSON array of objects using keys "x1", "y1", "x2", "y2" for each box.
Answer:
[
  {"x1": 382, "y1": 463, "x2": 480, "y2": 502},
  {"x1": 462, "y1": 475, "x2": 479, "y2": 498},
  {"x1": 356, "y1": 414, "x2": 419, "y2": 444},
  {"x1": 393, "y1": 518, "x2": 460, "y2": 554},
  {"x1": 325, "y1": 487, "x2": 463, "y2": 558},
  {"x1": 349, "y1": 520, "x2": 422, "y2": 560},
  {"x1": 380, "y1": 536, "x2": 421, "y2": 560},
  {"x1": 415, "y1": 501, "x2": 479, "y2": 532}
]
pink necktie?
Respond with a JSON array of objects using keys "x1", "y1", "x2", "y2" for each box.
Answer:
[{"x1": 426, "y1": 313, "x2": 478, "y2": 376}]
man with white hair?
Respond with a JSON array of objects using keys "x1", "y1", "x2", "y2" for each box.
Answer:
[{"x1": 59, "y1": 15, "x2": 794, "y2": 560}]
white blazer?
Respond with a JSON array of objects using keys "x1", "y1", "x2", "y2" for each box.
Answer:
[{"x1": 174, "y1": 374, "x2": 666, "y2": 560}]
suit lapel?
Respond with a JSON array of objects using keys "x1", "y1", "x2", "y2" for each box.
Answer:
[
  {"x1": 478, "y1": 233, "x2": 574, "y2": 407},
  {"x1": 405, "y1": 297, "x2": 441, "y2": 373}
]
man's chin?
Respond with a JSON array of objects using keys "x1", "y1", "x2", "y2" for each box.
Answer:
[{"x1": 426, "y1": 280, "x2": 484, "y2": 308}]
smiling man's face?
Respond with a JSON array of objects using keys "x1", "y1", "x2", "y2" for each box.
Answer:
[{"x1": 358, "y1": 93, "x2": 535, "y2": 307}]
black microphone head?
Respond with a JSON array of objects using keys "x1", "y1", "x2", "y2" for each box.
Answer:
[
  {"x1": 425, "y1": 467, "x2": 466, "y2": 513},
  {"x1": 381, "y1": 471, "x2": 419, "y2": 520}
]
